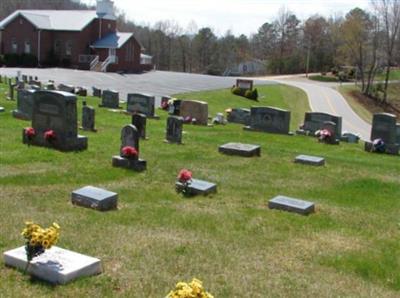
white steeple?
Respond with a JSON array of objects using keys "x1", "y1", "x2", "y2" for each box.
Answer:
[{"x1": 96, "y1": 0, "x2": 116, "y2": 20}]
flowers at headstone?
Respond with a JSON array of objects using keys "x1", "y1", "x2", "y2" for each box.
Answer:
[
  {"x1": 21, "y1": 221, "x2": 60, "y2": 270},
  {"x1": 121, "y1": 146, "x2": 138, "y2": 158},
  {"x1": 176, "y1": 169, "x2": 193, "y2": 196},
  {"x1": 24, "y1": 127, "x2": 36, "y2": 140},
  {"x1": 44, "y1": 129, "x2": 56, "y2": 142},
  {"x1": 166, "y1": 278, "x2": 214, "y2": 298},
  {"x1": 372, "y1": 138, "x2": 386, "y2": 153},
  {"x1": 315, "y1": 129, "x2": 332, "y2": 143}
]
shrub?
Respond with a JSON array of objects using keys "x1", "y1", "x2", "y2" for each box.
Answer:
[
  {"x1": 0, "y1": 55, "x2": 4, "y2": 66},
  {"x1": 62, "y1": 58, "x2": 71, "y2": 68},
  {"x1": 21, "y1": 54, "x2": 38, "y2": 67},
  {"x1": 244, "y1": 89, "x2": 252, "y2": 98},
  {"x1": 231, "y1": 87, "x2": 243, "y2": 96},
  {"x1": 248, "y1": 88, "x2": 258, "y2": 100},
  {"x1": 338, "y1": 71, "x2": 348, "y2": 82},
  {"x1": 4, "y1": 53, "x2": 20, "y2": 67}
]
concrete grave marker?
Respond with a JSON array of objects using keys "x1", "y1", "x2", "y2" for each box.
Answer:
[
  {"x1": 112, "y1": 124, "x2": 146, "y2": 171},
  {"x1": 176, "y1": 178, "x2": 217, "y2": 196},
  {"x1": 71, "y1": 186, "x2": 117, "y2": 211},
  {"x1": 127, "y1": 93, "x2": 158, "y2": 118},
  {"x1": 294, "y1": 155, "x2": 325, "y2": 166},
  {"x1": 13, "y1": 89, "x2": 36, "y2": 120},
  {"x1": 180, "y1": 100, "x2": 209, "y2": 125},
  {"x1": 132, "y1": 113, "x2": 147, "y2": 139},
  {"x1": 268, "y1": 195, "x2": 315, "y2": 215},
  {"x1": 81, "y1": 102, "x2": 96, "y2": 132},
  {"x1": 100, "y1": 90, "x2": 120, "y2": 109},
  {"x1": 219, "y1": 142, "x2": 261, "y2": 157},
  {"x1": 165, "y1": 116, "x2": 183, "y2": 144},
  {"x1": 244, "y1": 106, "x2": 291, "y2": 135},
  {"x1": 22, "y1": 90, "x2": 88, "y2": 151},
  {"x1": 3, "y1": 246, "x2": 102, "y2": 284}
]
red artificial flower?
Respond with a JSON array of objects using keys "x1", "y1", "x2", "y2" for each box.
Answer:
[
  {"x1": 25, "y1": 127, "x2": 36, "y2": 138},
  {"x1": 320, "y1": 129, "x2": 332, "y2": 138},
  {"x1": 161, "y1": 101, "x2": 169, "y2": 110},
  {"x1": 178, "y1": 169, "x2": 192, "y2": 183},
  {"x1": 122, "y1": 146, "x2": 138, "y2": 158},
  {"x1": 44, "y1": 130, "x2": 56, "y2": 141}
]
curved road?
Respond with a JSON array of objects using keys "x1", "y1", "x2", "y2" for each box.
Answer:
[{"x1": 273, "y1": 78, "x2": 371, "y2": 140}]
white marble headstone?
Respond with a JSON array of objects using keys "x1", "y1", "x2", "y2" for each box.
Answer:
[{"x1": 3, "y1": 246, "x2": 102, "y2": 284}]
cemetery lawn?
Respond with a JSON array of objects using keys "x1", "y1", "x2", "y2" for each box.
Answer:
[{"x1": 1, "y1": 82, "x2": 400, "y2": 297}]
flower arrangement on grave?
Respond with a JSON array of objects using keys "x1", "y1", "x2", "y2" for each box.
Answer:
[
  {"x1": 21, "y1": 221, "x2": 60, "y2": 271},
  {"x1": 121, "y1": 146, "x2": 138, "y2": 158},
  {"x1": 372, "y1": 138, "x2": 386, "y2": 153},
  {"x1": 166, "y1": 278, "x2": 214, "y2": 298},
  {"x1": 176, "y1": 169, "x2": 192, "y2": 196},
  {"x1": 44, "y1": 129, "x2": 56, "y2": 142},
  {"x1": 315, "y1": 129, "x2": 333, "y2": 143},
  {"x1": 24, "y1": 127, "x2": 36, "y2": 140}
]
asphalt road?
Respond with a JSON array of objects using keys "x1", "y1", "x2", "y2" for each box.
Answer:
[
  {"x1": 272, "y1": 78, "x2": 372, "y2": 140},
  {"x1": 0, "y1": 68, "x2": 273, "y2": 101}
]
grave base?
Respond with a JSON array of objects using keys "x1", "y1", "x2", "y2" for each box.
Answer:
[
  {"x1": 364, "y1": 141, "x2": 399, "y2": 155},
  {"x1": 12, "y1": 110, "x2": 31, "y2": 120},
  {"x1": 318, "y1": 138, "x2": 340, "y2": 145},
  {"x1": 112, "y1": 156, "x2": 147, "y2": 171},
  {"x1": 22, "y1": 130, "x2": 88, "y2": 151},
  {"x1": 219, "y1": 142, "x2": 261, "y2": 157},
  {"x1": 175, "y1": 178, "x2": 217, "y2": 196},
  {"x1": 3, "y1": 246, "x2": 102, "y2": 284},
  {"x1": 294, "y1": 154, "x2": 325, "y2": 166},
  {"x1": 164, "y1": 139, "x2": 183, "y2": 145},
  {"x1": 268, "y1": 195, "x2": 315, "y2": 215},
  {"x1": 79, "y1": 126, "x2": 97, "y2": 132}
]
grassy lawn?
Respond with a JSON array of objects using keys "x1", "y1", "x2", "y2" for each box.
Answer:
[
  {"x1": 1, "y1": 82, "x2": 400, "y2": 297},
  {"x1": 308, "y1": 75, "x2": 339, "y2": 83},
  {"x1": 375, "y1": 69, "x2": 400, "y2": 81}
]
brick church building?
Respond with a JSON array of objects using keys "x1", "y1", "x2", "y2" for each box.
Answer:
[{"x1": 0, "y1": 0, "x2": 152, "y2": 72}]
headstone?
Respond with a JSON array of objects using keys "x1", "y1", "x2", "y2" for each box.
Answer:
[
  {"x1": 179, "y1": 100, "x2": 208, "y2": 125},
  {"x1": 58, "y1": 84, "x2": 75, "y2": 94},
  {"x1": 29, "y1": 80, "x2": 41, "y2": 89},
  {"x1": 169, "y1": 99, "x2": 181, "y2": 115},
  {"x1": 12, "y1": 89, "x2": 36, "y2": 120},
  {"x1": 22, "y1": 75, "x2": 28, "y2": 83},
  {"x1": 175, "y1": 178, "x2": 217, "y2": 196},
  {"x1": 268, "y1": 195, "x2": 315, "y2": 215},
  {"x1": 45, "y1": 82, "x2": 56, "y2": 90},
  {"x1": 75, "y1": 87, "x2": 87, "y2": 97},
  {"x1": 236, "y1": 79, "x2": 253, "y2": 90},
  {"x1": 92, "y1": 87, "x2": 102, "y2": 98},
  {"x1": 112, "y1": 124, "x2": 146, "y2": 171},
  {"x1": 212, "y1": 113, "x2": 226, "y2": 124},
  {"x1": 165, "y1": 116, "x2": 183, "y2": 144},
  {"x1": 81, "y1": 102, "x2": 96, "y2": 132},
  {"x1": 244, "y1": 106, "x2": 291, "y2": 135},
  {"x1": 34, "y1": 76, "x2": 38, "y2": 81},
  {"x1": 3, "y1": 246, "x2": 102, "y2": 284},
  {"x1": 127, "y1": 93, "x2": 158, "y2": 118},
  {"x1": 297, "y1": 112, "x2": 342, "y2": 139},
  {"x1": 131, "y1": 113, "x2": 147, "y2": 139},
  {"x1": 227, "y1": 108, "x2": 251, "y2": 125},
  {"x1": 7, "y1": 83, "x2": 16, "y2": 100},
  {"x1": 161, "y1": 96, "x2": 171, "y2": 109},
  {"x1": 28, "y1": 76, "x2": 33, "y2": 82},
  {"x1": 370, "y1": 113, "x2": 397, "y2": 144},
  {"x1": 294, "y1": 155, "x2": 325, "y2": 166},
  {"x1": 100, "y1": 90, "x2": 120, "y2": 109},
  {"x1": 219, "y1": 143, "x2": 261, "y2": 157},
  {"x1": 71, "y1": 186, "x2": 117, "y2": 211},
  {"x1": 396, "y1": 124, "x2": 400, "y2": 145},
  {"x1": 22, "y1": 90, "x2": 88, "y2": 151}
]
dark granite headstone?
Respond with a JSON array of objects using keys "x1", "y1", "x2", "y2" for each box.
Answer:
[
  {"x1": 298, "y1": 112, "x2": 342, "y2": 139},
  {"x1": 7, "y1": 83, "x2": 16, "y2": 100},
  {"x1": 100, "y1": 90, "x2": 120, "y2": 109},
  {"x1": 227, "y1": 108, "x2": 251, "y2": 125},
  {"x1": 13, "y1": 89, "x2": 36, "y2": 120},
  {"x1": 71, "y1": 186, "x2": 117, "y2": 211},
  {"x1": 22, "y1": 75, "x2": 28, "y2": 83},
  {"x1": 175, "y1": 178, "x2": 217, "y2": 196},
  {"x1": 58, "y1": 84, "x2": 74, "y2": 93},
  {"x1": 165, "y1": 116, "x2": 183, "y2": 144},
  {"x1": 268, "y1": 195, "x2": 315, "y2": 215},
  {"x1": 219, "y1": 143, "x2": 261, "y2": 157},
  {"x1": 370, "y1": 113, "x2": 397, "y2": 144},
  {"x1": 112, "y1": 124, "x2": 146, "y2": 171},
  {"x1": 92, "y1": 87, "x2": 102, "y2": 98},
  {"x1": 294, "y1": 155, "x2": 325, "y2": 166},
  {"x1": 244, "y1": 106, "x2": 291, "y2": 134},
  {"x1": 131, "y1": 113, "x2": 147, "y2": 139},
  {"x1": 22, "y1": 90, "x2": 88, "y2": 151},
  {"x1": 169, "y1": 99, "x2": 181, "y2": 115},
  {"x1": 81, "y1": 103, "x2": 96, "y2": 132}
]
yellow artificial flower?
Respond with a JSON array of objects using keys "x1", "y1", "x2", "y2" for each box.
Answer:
[{"x1": 52, "y1": 222, "x2": 60, "y2": 230}]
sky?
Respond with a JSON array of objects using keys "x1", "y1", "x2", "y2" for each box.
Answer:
[{"x1": 80, "y1": 0, "x2": 371, "y2": 36}]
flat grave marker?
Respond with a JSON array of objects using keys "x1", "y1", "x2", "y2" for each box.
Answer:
[
  {"x1": 71, "y1": 186, "x2": 117, "y2": 211},
  {"x1": 294, "y1": 155, "x2": 325, "y2": 166},
  {"x1": 268, "y1": 195, "x2": 315, "y2": 215},
  {"x1": 176, "y1": 178, "x2": 217, "y2": 196},
  {"x1": 219, "y1": 142, "x2": 261, "y2": 157}
]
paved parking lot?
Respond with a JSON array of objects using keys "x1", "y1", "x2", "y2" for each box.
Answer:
[{"x1": 0, "y1": 68, "x2": 274, "y2": 100}]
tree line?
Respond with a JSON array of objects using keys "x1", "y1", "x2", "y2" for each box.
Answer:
[{"x1": 1, "y1": 0, "x2": 399, "y2": 102}]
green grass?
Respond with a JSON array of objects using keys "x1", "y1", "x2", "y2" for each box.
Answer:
[
  {"x1": 308, "y1": 75, "x2": 339, "y2": 82},
  {"x1": 1, "y1": 83, "x2": 400, "y2": 297},
  {"x1": 376, "y1": 69, "x2": 400, "y2": 81}
]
